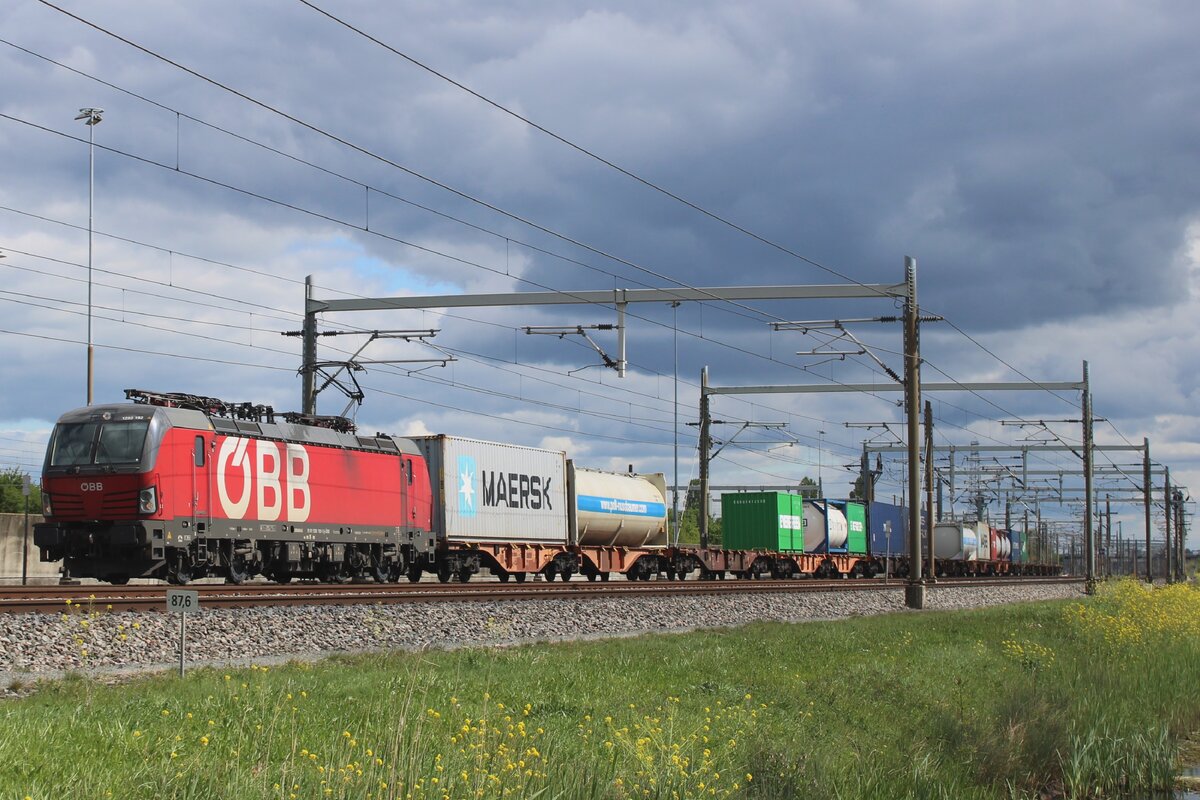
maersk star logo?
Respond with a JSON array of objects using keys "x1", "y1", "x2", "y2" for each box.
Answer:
[{"x1": 457, "y1": 455, "x2": 476, "y2": 517}]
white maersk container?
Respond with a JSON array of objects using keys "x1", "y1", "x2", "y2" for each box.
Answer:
[
  {"x1": 933, "y1": 521, "x2": 979, "y2": 560},
  {"x1": 413, "y1": 435, "x2": 569, "y2": 544},
  {"x1": 570, "y1": 466, "x2": 668, "y2": 548}
]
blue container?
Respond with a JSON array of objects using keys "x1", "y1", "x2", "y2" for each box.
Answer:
[
  {"x1": 1009, "y1": 529, "x2": 1026, "y2": 564},
  {"x1": 868, "y1": 501, "x2": 907, "y2": 557}
]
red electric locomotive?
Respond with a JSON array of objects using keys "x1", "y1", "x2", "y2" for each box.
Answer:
[{"x1": 34, "y1": 390, "x2": 434, "y2": 584}]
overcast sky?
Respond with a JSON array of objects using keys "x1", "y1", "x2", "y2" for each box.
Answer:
[{"x1": 2, "y1": 0, "x2": 1198, "y2": 547}]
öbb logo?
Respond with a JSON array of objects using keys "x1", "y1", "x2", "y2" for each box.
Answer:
[{"x1": 215, "y1": 437, "x2": 311, "y2": 522}]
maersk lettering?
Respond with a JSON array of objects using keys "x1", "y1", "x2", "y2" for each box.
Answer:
[{"x1": 481, "y1": 471, "x2": 552, "y2": 511}]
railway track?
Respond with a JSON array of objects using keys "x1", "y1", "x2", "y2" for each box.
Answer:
[{"x1": 0, "y1": 576, "x2": 1083, "y2": 614}]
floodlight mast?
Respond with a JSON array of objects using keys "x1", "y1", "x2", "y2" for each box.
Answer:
[{"x1": 75, "y1": 107, "x2": 103, "y2": 404}]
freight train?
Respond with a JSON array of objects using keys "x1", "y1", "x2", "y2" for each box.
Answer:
[
  {"x1": 33, "y1": 390, "x2": 1059, "y2": 584},
  {"x1": 720, "y1": 492, "x2": 1047, "y2": 578}
]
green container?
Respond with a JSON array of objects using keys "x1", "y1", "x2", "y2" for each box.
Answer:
[
  {"x1": 844, "y1": 501, "x2": 867, "y2": 554},
  {"x1": 835, "y1": 503, "x2": 864, "y2": 554},
  {"x1": 719, "y1": 492, "x2": 805, "y2": 551}
]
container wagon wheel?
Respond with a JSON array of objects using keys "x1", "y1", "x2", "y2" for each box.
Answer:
[
  {"x1": 407, "y1": 565, "x2": 422, "y2": 583},
  {"x1": 458, "y1": 567, "x2": 473, "y2": 583},
  {"x1": 599, "y1": 572, "x2": 610, "y2": 581},
  {"x1": 497, "y1": 570, "x2": 511, "y2": 583},
  {"x1": 437, "y1": 563, "x2": 452, "y2": 583},
  {"x1": 514, "y1": 572, "x2": 527, "y2": 583}
]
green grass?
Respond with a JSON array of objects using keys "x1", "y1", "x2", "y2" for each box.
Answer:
[{"x1": 2, "y1": 580, "x2": 1199, "y2": 799}]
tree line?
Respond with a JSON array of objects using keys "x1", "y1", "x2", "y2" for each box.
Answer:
[{"x1": 0, "y1": 467, "x2": 41, "y2": 514}]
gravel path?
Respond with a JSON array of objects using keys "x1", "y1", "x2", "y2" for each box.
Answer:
[{"x1": 0, "y1": 582, "x2": 1082, "y2": 685}]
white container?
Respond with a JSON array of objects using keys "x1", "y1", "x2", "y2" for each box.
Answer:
[
  {"x1": 975, "y1": 521, "x2": 992, "y2": 561},
  {"x1": 802, "y1": 501, "x2": 848, "y2": 552},
  {"x1": 413, "y1": 435, "x2": 568, "y2": 544},
  {"x1": 571, "y1": 466, "x2": 668, "y2": 547},
  {"x1": 933, "y1": 521, "x2": 979, "y2": 560}
]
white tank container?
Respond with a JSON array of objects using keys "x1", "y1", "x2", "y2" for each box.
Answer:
[
  {"x1": 571, "y1": 466, "x2": 668, "y2": 547},
  {"x1": 997, "y1": 530, "x2": 1011, "y2": 560},
  {"x1": 975, "y1": 521, "x2": 992, "y2": 561},
  {"x1": 412, "y1": 434, "x2": 568, "y2": 544},
  {"x1": 933, "y1": 521, "x2": 979, "y2": 560},
  {"x1": 802, "y1": 501, "x2": 848, "y2": 551}
]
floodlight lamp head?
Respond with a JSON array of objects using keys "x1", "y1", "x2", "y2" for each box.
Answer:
[{"x1": 75, "y1": 108, "x2": 104, "y2": 125}]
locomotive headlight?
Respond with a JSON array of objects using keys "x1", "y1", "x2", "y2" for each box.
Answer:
[
  {"x1": 138, "y1": 486, "x2": 158, "y2": 515},
  {"x1": 42, "y1": 493, "x2": 53, "y2": 516}
]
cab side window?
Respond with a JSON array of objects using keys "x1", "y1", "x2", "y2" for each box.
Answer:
[{"x1": 194, "y1": 436, "x2": 205, "y2": 467}]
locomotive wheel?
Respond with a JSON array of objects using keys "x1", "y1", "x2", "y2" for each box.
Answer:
[
  {"x1": 513, "y1": 572, "x2": 527, "y2": 583},
  {"x1": 388, "y1": 553, "x2": 408, "y2": 582},
  {"x1": 227, "y1": 554, "x2": 250, "y2": 585},
  {"x1": 371, "y1": 561, "x2": 389, "y2": 584},
  {"x1": 274, "y1": 571, "x2": 293, "y2": 584},
  {"x1": 108, "y1": 574, "x2": 129, "y2": 585},
  {"x1": 166, "y1": 555, "x2": 192, "y2": 585}
]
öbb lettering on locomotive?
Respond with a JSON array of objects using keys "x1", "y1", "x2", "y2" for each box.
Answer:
[{"x1": 214, "y1": 437, "x2": 311, "y2": 522}]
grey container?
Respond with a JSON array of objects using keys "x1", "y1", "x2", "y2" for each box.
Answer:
[{"x1": 412, "y1": 434, "x2": 569, "y2": 544}]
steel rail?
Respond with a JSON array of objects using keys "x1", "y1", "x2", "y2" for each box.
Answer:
[{"x1": 0, "y1": 576, "x2": 1082, "y2": 615}]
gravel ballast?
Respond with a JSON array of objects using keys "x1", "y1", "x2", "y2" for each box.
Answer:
[{"x1": 0, "y1": 582, "x2": 1082, "y2": 683}]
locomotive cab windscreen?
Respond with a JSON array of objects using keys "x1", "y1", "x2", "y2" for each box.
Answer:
[
  {"x1": 43, "y1": 411, "x2": 161, "y2": 474},
  {"x1": 48, "y1": 419, "x2": 150, "y2": 468}
]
